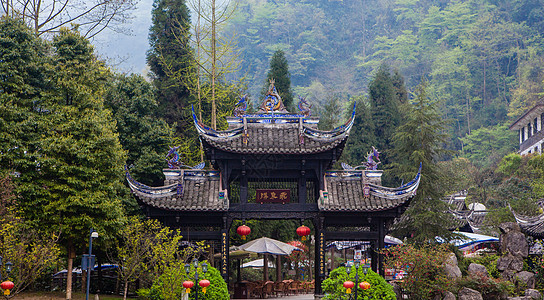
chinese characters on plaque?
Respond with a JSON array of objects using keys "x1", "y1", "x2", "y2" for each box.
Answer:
[{"x1": 256, "y1": 189, "x2": 290, "y2": 204}]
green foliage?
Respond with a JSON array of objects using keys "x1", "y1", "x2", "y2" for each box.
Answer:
[
  {"x1": 497, "y1": 153, "x2": 523, "y2": 176},
  {"x1": 322, "y1": 266, "x2": 396, "y2": 300},
  {"x1": 384, "y1": 243, "x2": 451, "y2": 299},
  {"x1": 138, "y1": 262, "x2": 229, "y2": 300},
  {"x1": 263, "y1": 49, "x2": 294, "y2": 110},
  {"x1": 369, "y1": 63, "x2": 402, "y2": 164},
  {"x1": 104, "y1": 73, "x2": 174, "y2": 187},
  {"x1": 317, "y1": 93, "x2": 343, "y2": 131},
  {"x1": 390, "y1": 80, "x2": 455, "y2": 242},
  {"x1": 460, "y1": 124, "x2": 518, "y2": 168},
  {"x1": 0, "y1": 174, "x2": 60, "y2": 297},
  {"x1": 465, "y1": 255, "x2": 501, "y2": 279},
  {"x1": 147, "y1": 0, "x2": 193, "y2": 137},
  {"x1": 341, "y1": 96, "x2": 377, "y2": 166},
  {"x1": 452, "y1": 275, "x2": 514, "y2": 299},
  {"x1": 226, "y1": 0, "x2": 544, "y2": 168}
]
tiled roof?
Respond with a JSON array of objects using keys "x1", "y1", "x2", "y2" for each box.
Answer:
[
  {"x1": 319, "y1": 171, "x2": 420, "y2": 212},
  {"x1": 127, "y1": 170, "x2": 228, "y2": 211},
  {"x1": 512, "y1": 210, "x2": 544, "y2": 238},
  {"x1": 200, "y1": 122, "x2": 348, "y2": 155}
]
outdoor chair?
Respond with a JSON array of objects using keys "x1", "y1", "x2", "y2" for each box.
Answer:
[
  {"x1": 273, "y1": 281, "x2": 284, "y2": 297},
  {"x1": 287, "y1": 280, "x2": 299, "y2": 295},
  {"x1": 282, "y1": 280, "x2": 293, "y2": 296},
  {"x1": 249, "y1": 281, "x2": 263, "y2": 299},
  {"x1": 309, "y1": 279, "x2": 315, "y2": 293},
  {"x1": 258, "y1": 281, "x2": 274, "y2": 298}
]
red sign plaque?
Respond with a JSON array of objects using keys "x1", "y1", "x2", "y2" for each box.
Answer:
[{"x1": 256, "y1": 189, "x2": 290, "y2": 204}]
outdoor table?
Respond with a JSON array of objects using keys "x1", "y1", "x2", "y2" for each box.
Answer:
[{"x1": 234, "y1": 280, "x2": 251, "y2": 299}]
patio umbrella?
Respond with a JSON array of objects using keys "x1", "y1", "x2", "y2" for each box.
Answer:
[
  {"x1": 238, "y1": 237, "x2": 301, "y2": 255},
  {"x1": 241, "y1": 258, "x2": 276, "y2": 269},
  {"x1": 239, "y1": 237, "x2": 301, "y2": 281}
]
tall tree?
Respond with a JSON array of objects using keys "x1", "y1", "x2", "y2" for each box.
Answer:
[
  {"x1": 1, "y1": 24, "x2": 128, "y2": 299},
  {"x1": 104, "y1": 73, "x2": 174, "y2": 188},
  {"x1": 187, "y1": 0, "x2": 240, "y2": 129},
  {"x1": 341, "y1": 96, "x2": 377, "y2": 166},
  {"x1": 390, "y1": 80, "x2": 454, "y2": 243},
  {"x1": 263, "y1": 49, "x2": 294, "y2": 110},
  {"x1": 368, "y1": 63, "x2": 402, "y2": 167},
  {"x1": 147, "y1": 0, "x2": 193, "y2": 135},
  {"x1": 317, "y1": 93, "x2": 342, "y2": 130},
  {"x1": 47, "y1": 28, "x2": 127, "y2": 300}
]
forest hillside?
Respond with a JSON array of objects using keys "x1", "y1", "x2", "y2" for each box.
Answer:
[{"x1": 226, "y1": 0, "x2": 544, "y2": 161}]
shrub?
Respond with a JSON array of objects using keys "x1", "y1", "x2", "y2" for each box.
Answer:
[
  {"x1": 383, "y1": 243, "x2": 451, "y2": 299},
  {"x1": 452, "y1": 274, "x2": 513, "y2": 299},
  {"x1": 137, "y1": 261, "x2": 229, "y2": 300},
  {"x1": 465, "y1": 254, "x2": 501, "y2": 278},
  {"x1": 322, "y1": 266, "x2": 396, "y2": 300}
]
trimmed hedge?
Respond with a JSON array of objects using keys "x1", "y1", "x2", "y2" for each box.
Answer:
[
  {"x1": 138, "y1": 261, "x2": 229, "y2": 300},
  {"x1": 322, "y1": 266, "x2": 396, "y2": 300}
]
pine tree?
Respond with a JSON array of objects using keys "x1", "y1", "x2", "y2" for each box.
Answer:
[
  {"x1": 147, "y1": 0, "x2": 193, "y2": 135},
  {"x1": 390, "y1": 80, "x2": 454, "y2": 243},
  {"x1": 368, "y1": 64, "x2": 402, "y2": 167},
  {"x1": 263, "y1": 50, "x2": 294, "y2": 111},
  {"x1": 342, "y1": 96, "x2": 377, "y2": 166}
]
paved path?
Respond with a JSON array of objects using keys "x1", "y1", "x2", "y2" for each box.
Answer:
[{"x1": 232, "y1": 295, "x2": 315, "y2": 300}]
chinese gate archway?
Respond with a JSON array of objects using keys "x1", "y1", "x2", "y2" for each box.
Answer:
[{"x1": 126, "y1": 82, "x2": 420, "y2": 296}]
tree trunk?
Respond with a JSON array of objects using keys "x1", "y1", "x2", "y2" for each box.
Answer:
[
  {"x1": 66, "y1": 244, "x2": 75, "y2": 300},
  {"x1": 211, "y1": 0, "x2": 217, "y2": 130},
  {"x1": 123, "y1": 279, "x2": 129, "y2": 300},
  {"x1": 82, "y1": 269, "x2": 87, "y2": 293}
]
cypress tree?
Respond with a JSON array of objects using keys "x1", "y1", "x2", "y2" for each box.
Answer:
[
  {"x1": 369, "y1": 63, "x2": 401, "y2": 155},
  {"x1": 263, "y1": 50, "x2": 294, "y2": 111},
  {"x1": 390, "y1": 80, "x2": 454, "y2": 243},
  {"x1": 147, "y1": 0, "x2": 193, "y2": 135},
  {"x1": 342, "y1": 96, "x2": 378, "y2": 166}
]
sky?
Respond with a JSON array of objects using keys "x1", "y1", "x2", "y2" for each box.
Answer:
[{"x1": 92, "y1": 0, "x2": 154, "y2": 75}]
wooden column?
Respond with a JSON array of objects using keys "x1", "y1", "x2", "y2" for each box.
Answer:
[
  {"x1": 378, "y1": 219, "x2": 385, "y2": 277},
  {"x1": 370, "y1": 240, "x2": 377, "y2": 272},
  {"x1": 241, "y1": 159, "x2": 248, "y2": 203},
  {"x1": 221, "y1": 217, "x2": 230, "y2": 283},
  {"x1": 299, "y1": 160, "x2": 306, "y2": 203},
  {"x1": 263, "y1": 255, "x2": 269, "y2": 281},
  {"x1": 314, "y1": 217, "x2": 325, "y2": 295},
  {"x1": 276, "y1": 255, "x2": 281, "y2": 281}
]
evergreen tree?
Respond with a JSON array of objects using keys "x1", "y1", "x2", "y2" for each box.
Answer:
[
  {"x1": 317, "y1": 93, "x2": 342, "y2": 130},
  {"x1": 0, "y1": 17, "x2": 50, "y2": 174},
  {"x1": 147, "y1": 0, "x2": 193, "y2": 135},
  {"x1": 0, "y1": 24, "x2": 128, "y2": 299},
  {"x1": 341, "y1": 96, "x2": 377, "y2": 166},
  {"x1": 263, "y1": 50, "x2": 294, "y2": 111},
  {"x1": 390, "y1": 80, "x2": 454, "y2": 243},
  {"x1": 104, "y1": 73, "x2": 174, "y2": 187},
  {"x1": 368, "y1": 63, "x2": 402, "y2": 166}
]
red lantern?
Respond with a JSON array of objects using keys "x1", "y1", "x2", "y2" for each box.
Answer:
[
  {"x1": 199, "y1": 279, "x2": 211, "y2": 294},
  {"x1": 359, "y1": 281, "x2": 371, "y2": 290},
  {"x1": 296, "y1": 225, "x2": 311, "y2": 241},
  {"x1": 1, "y1": 281, "x2": 14, "y2": 296},
  {"x1": 183, "y1": 280, "x2": 194, "y2": 294},
  {"x1": 237, "y1": 225, "x2": 251, "y2": 240},
  {"x1": 343, "y1": 280, "x2": 355, "y2": 294}
]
